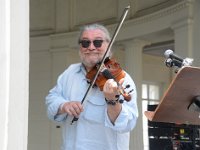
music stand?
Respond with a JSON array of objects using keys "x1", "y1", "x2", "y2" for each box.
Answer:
[{"x1": 145, "y1": 66, "x2": 200, "y2": 125}]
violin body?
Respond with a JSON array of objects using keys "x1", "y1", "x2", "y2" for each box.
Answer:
[
  {"x1": 86, "y1": 58, "x2": 131, "y2": 101},
  {"x1": 86, "y1": 58, "x2": 125, "y2": 90}
]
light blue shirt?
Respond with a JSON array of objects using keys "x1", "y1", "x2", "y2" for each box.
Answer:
[{"x1": 45, "y1": 63, "x2": 138, "y2": 150}]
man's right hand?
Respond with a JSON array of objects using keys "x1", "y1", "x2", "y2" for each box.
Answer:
[{"x1": 59, "y1": 101, "x2": 83, "y2": 117}]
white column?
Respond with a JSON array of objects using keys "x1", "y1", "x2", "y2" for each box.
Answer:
[
  {"x1": 123, "y1": 39, "x2": 150, "y2": 150},
  {"x1": 171, "y1": 18, "x2": 194, "y2": 59},
  {"x1": 0, "y1": 1, "x2": 9, "y2": 149},
  {"x1": 0, "y1": 0, "x2": 29, "y2": 150}
]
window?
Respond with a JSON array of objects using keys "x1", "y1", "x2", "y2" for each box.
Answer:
[{"x1": 142, "y1": 82, "x2": 163, "y2": 150}]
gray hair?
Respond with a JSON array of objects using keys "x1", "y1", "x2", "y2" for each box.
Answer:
[{"x1": 78, "y1": 23, "x2": 111, "y2": 43}]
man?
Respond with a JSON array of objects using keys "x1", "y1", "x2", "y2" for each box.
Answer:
[{"x1": 45, "y1": 23, "x2": 138, "y2": 150}]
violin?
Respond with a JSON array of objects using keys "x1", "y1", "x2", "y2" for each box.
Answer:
[{"x1": 86, "y1": 57, "x2": 132, "y2": 101}]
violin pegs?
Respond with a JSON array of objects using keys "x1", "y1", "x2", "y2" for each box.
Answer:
[
  {"x1": 124, "y1": 84, "x2": 130, "y2": 89},
  {"x1": 119, "y1": 99, "x2": 124, "y2": 104},
  {"x1": 86, "y1": 80, "x2": 91, "y2": 84},
  {"x1": 128, "y1": 89, "x2": 134, "y2": 94}
]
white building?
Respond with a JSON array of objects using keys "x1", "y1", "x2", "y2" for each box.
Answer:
[{"x1": 1, "y1": 0, "x2": 200, "y2": 150}]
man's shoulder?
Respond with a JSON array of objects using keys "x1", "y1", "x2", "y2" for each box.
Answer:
[
  {"x1": 68, "y1": 63, "x2": 81, "y2": 68},
  {"x1": 63, "y1": 63, "x2": 82, "y2": 74},
  {"x1": 68, "y1": 63, "x2": 81, "y2": 69}
]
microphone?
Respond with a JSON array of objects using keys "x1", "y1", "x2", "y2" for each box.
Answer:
[
  {"x1": 165, "y1": 58, "x2": 182, "y2": 68},
  {"x1": 164, "y1": 49, "x2": 183, "y2": 62},
  {"x1": 164, "y1": 49, "x2": 193, "y2": 69}
]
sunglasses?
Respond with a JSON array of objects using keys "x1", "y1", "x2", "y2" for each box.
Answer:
[{"x1": 79, "y1": 39, "x2": 104, "y2": 48}]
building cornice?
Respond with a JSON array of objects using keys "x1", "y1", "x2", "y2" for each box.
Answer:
[
  {"x1": 126, "y1": 0, "x2": 192, "y2": 26},
  {"x1": 30, "y1": 0, "x2": 194, "y2": 52}
]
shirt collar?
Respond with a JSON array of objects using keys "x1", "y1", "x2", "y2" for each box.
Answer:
[{"x1": 80, "y1": 63, "x2": 87, "y2": 75}]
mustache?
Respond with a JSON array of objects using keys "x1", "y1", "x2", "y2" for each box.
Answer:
[{"x1": 83, "y1": 51, "x2": 100, "y2": 54}]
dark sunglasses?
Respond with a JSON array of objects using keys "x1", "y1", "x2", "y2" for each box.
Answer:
[{"x1": 79, "y1": 39, "x2": 104, "y2": 48}]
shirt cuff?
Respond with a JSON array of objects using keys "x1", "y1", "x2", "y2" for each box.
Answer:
[
  {"x1": 54, "y1": 113, "x2": 67, "y2": 122},
  {"x1": 48, "y1": 101, "x2": 68, "y2": 122}
]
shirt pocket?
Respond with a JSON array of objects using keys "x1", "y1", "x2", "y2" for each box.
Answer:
[{"x1": 83, "y1": 92, "x2": 106, "y2": 124}]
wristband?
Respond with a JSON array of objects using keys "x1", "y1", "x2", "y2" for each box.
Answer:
[{"x1": 105, "y1": 98, "x2": 119, "y2": 105}]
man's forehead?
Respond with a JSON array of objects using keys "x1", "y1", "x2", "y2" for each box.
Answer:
[{"x1": 81, "y1": 29, "x2": 105, "y2": 38}]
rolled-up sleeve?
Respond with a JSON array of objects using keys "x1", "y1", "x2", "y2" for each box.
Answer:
[{"x1": 105, "y1": 101, "x2": 138, "y2": 132}]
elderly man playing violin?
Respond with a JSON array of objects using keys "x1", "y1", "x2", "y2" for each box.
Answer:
[{"x1": 45, "y1": 23, "x2": 138, "y2": 150}]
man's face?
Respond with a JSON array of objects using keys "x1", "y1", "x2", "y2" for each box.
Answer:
[{"x1": 79, "y1": 29, "x2": 109, "y2": 70}]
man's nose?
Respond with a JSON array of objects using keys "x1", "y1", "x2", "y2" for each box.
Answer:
[{"x1": 88, "y1": 42, "x2": 96, "y2": 50}]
